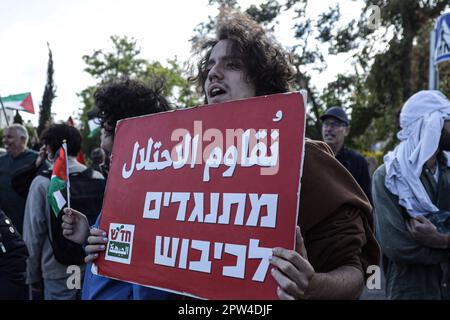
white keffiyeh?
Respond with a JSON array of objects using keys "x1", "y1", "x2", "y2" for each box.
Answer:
[{"x1": 384, "y1": 90, "x2": 450, "y2": 217}]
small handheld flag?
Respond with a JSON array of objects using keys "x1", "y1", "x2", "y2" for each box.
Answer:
[
  {"x1": 48, "y1": 140, "x2": 71, "y2": 217},
  {"x1": 76, "y1": 150, "x2": 86, "y2": 165}
]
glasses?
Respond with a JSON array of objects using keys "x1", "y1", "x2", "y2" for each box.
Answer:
[{"x1": 322, "y1": 120, "x2": 347, "y2": 128}]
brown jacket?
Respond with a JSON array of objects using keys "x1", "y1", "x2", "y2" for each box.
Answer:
[{"x1": 299, "y1": 140, "x2": 380, "y2": 277}]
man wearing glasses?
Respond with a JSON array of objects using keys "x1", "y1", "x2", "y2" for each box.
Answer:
[{"x1": 321, "y1": 106, "x2": 372, "y2": 203}]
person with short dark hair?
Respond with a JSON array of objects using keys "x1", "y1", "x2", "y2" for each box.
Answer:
[
  {"x1": 22, "y1": 123, "x2": 103, "y2": 300},
  {"x1": 89, "y1": 148, "x2": 107, "y2": 177},
  {"x1": 321, "y1": 106, "x2": 373, "y2": 203},
  {"x1": 40, "y1": 124, "x2": 82, "y2": 158},
  {"x1": 90, "y1": 148, "x2": 105, "y2": 165}
]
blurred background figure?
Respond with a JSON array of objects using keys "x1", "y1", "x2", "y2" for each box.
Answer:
[
  {"x1": 321, "y1": 106, "x2": 373, "y2": 204},
  {"x1": 89, "y1": 147, "x2": 107, "y2": 178},
  {"x1": 366, "y1": 156, "x2": 379, "y2": 177},
  {"x1": 0, "y1": 124, "x2": 38, "y2": 234}
]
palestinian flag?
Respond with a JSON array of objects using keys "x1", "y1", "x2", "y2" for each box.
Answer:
[
  {"x1": 87, "y1": 107, "x2": 101, "y2": 138},
  {"x1": 66, "y1": 116, "x2": 75, "y2": 126},
  {"x1": 0, "y1": 92, "x2": 35, "y2": 114},
  {"x1": 87, "y1": 119, "x2": 101, "y2": 138},
  {"x1": 47, "y1": 142, "x2": 71, "y2": 217},
  {"x1": 76, "y1": 150, "x2": 86, "y2": 165}
]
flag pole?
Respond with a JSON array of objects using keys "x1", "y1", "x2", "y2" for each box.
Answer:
[
  {"x1": 0, "y1": 95, "x2": 10, "y2": 127},
  {"x1": 62, "y1": 139, "x2": 71, "y2": 209}
]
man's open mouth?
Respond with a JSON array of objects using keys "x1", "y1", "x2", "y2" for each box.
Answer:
[{"x1": 209, "y1": 86, "x2": 226, "y2": 98}]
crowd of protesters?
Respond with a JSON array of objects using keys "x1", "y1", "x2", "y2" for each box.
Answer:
[{"x1": 1, "y1": 8, "x2": 450, "y2": 300}]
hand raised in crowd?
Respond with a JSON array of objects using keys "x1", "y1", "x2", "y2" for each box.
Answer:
[
  {"x1": 406, "y1": 215, "x2": 450, "y2": 249},
  {"x1": 62, "y1": 208, "x2": 108, "y2": 263},
  {"x1": 62, "y1": 208, "x2": 90, "y2": 245},
  {"x1": 35, "y1": 144, "x2": 48, "y2": 168},
  {"x1": 84, "y1": 228, "x2": 108, "y2": 263},
  {"x1": 269, "y1": 226, "x2": 314, "y2": 300}
]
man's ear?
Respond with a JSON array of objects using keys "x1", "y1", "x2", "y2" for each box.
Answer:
[{"x1": 344, "y1": 126, "x2": 351, "y2": 137}]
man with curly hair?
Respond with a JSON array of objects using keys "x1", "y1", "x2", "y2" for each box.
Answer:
[
  {"x1": 64, "y1": 10, "x2": 380, "y2": 300},
  {"x1": 94, "y1": 78, "x2": 170, "y2": 153},
  {"x1": 189, "y1": 8, "x2": 380, "y2": 300}
]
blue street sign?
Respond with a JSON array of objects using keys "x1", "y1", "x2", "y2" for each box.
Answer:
[{"x1": 434, "y1": 12, "x2": 450, "y2": 65}]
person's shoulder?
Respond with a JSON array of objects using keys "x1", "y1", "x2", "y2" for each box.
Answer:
[
  {"x1": 91, "y1": 170, "x2": 105, "y2": 180},
  {"x1": 25, "y1": 149, "x2": 39, "y2": 157},
  {"x1": 18, "y1": 149, "x2": 39, "y2": 164},
  {"x1": 32, "y1": 172, "x2": 51, "y2": 185},
  {"x1": 0, "y1": 153, "x2": 9, "y2": 163},
  {"x1": 372, "y1": 163, "x2": 386, "y2": 183},
  {"x1": 344, "y1": 147, "x2": 366, "y2": 161},
  {"x1": 29, "y1": 173, "x2": 51, "y2": 194},
  {"x1": 305, "y1": 139, "x2": 334, "y2": 156},
  {"x1": 76, "y1": 166, "x2": 105, "y2": 180}
]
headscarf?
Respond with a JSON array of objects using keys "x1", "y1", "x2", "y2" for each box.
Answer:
[{"x1": 384, "y1": 90, "x2": 450, "y2": 217}]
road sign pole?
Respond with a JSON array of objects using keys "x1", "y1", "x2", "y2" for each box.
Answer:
[{"x1": 429, "y1": 30, "x2": 438, "y2": 90}]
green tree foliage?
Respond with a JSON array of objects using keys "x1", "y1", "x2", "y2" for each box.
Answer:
[
  {"x1": 78, "y1": 35, "x2": 200, "y2": 158},
  {"x1": 193, "y1": 0, "x2": 335, "y2": 139},
  {"x1": 82, "y1": 36, "x2": 147, "y2": 83},
  {"x1": 352, "y1": 0, "x2": 450, "y2": 152},
  {"x1": 37, "y1": 42, "x2": 56, "y2": 137},
  {"x1": 197, "y1": 0, "x2": 450, "y2": 153},
  {"x1": 287, "y1": 0, "x2": 329, "y2": 139}
]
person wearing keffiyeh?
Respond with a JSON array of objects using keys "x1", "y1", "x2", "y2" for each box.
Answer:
[{"x1": 373, "y1": 90, "x2": 450, "y2": 300}]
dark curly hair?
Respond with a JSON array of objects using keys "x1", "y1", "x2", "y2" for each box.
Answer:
[
  {"x1": 40, "y1": 123, "x2": 82, "y2": 157},
  {"x1": 191, "y1": 8, "x2": 295, "y2": 101},
  {"x1": 94, "y1": 78, "x2": 171, "y2": 137}
]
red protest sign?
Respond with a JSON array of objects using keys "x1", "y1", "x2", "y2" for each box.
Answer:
[{"x1": 95, "y1": 92, "x2": 306, "y2": 300}]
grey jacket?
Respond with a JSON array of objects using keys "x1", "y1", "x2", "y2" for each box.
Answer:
[
  {"x1": 23, "y1": 158, "x2": 103, "y2": 284},
  {"x1": 372, "y1": 160, "x2": 450, "y2": 300}
]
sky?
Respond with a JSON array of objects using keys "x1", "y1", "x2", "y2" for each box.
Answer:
[{"x1": 0, "y1": 0, "x2": 367, "y2": 126}]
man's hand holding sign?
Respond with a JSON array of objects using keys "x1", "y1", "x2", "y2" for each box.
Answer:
[
  {"x1": 94, "y1": 92, "x2": 305, "y2": 299},
  {"x1": 270, "y1": 225, "x2": 314, "y2": 300}
]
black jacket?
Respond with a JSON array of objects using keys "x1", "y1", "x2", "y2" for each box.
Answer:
[
  {"x1": 11, "y1": 160, "x2": 50, "y2": 200},
  {"x1": 0, "y1": 209, "x2": 28, "y2": 299},
  {"x1": 336, "y1": 147, "x2": 372, "y2": 204}
]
